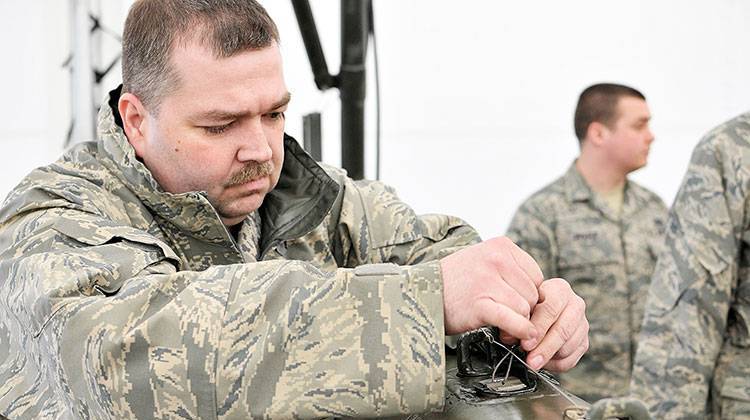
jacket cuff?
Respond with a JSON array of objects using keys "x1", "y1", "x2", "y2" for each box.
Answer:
[{"x1": 401, "y1": 260, "x2": 446, "y2": 411}]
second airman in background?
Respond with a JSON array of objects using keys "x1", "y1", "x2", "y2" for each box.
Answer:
[{"x1": 506, "y1": 83, "x2": 668, "y2": 402}]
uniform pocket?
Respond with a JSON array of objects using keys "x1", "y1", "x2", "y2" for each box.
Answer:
[
  {"x1": 52, "y1": 216, "x2": 180, "y2": 295},
  {"x1": 720, "y1": 376, "x2": 750, "y2": 418},
  {"x1": 555, "y1": 222, "x2": 620, "y2": 302},
  {"x1": 555, "y1": 221, "x2": 626, "y2": 361},
  {"x1": 556, "y1": 221, "x2": 620, "y2": 270}
]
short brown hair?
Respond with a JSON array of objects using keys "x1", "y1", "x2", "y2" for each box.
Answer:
[
  {"x1": 121, "y1": 0, "x2": 279, "y2": 113},
  {"x1": 573, "y1": 83, "x2": 645, "y2": 142}
]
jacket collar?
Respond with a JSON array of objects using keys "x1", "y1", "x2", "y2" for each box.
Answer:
[
  {"x1": 98, "y1": 86, "x2": 340, "y2": 252},
  {"x1": 562, "y1": 161, "x2": 649, "y2": 221},
  {"x1": 563, "y1": 162, "x2": 594, "y2": 204},
  {"x1": 259, "y1": 135, "x2": 340, "y2": 254}
]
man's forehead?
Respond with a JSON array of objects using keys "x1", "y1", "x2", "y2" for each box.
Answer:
[
  {"x1": 171, "y1": 40, "x2": 282, "y2": 72},
  {"x1": 172, "y1": 34, "x2": 223, "y2": 62},
  {"x1": 617, "y1": 97, "x2": 650, "y2": 119},
  {"x1": 162, "y1": 40, "x2": 287, "y2": 117}
]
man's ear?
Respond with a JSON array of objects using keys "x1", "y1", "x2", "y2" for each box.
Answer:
[
  {"x1": 118, "y1": 92, "x2": 149, "y2": 158},
  {"x1": 585, "y1": 121, "x2": 609, "y2": 147}
]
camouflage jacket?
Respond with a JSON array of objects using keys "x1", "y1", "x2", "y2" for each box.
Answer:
[
  {"x1": 631, "y1": 112, "x2": 750, "y2": 419},
  {"x1": 0, "y1": 88, "x2": 480, "y2": 419},
  {"x1": 506, "y1": 163, "x2": 667, "y2": 402}
]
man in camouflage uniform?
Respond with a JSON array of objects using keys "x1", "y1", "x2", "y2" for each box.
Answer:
[
  {"x1": 631, "y1": 112, "x2": 750, "y2": 419},
  {"x1": 0, "y1": 1, "x2": 589, "y2": 418},
  {"x1": 506, "y1": 83, "x2": 668, "y2": 402}
]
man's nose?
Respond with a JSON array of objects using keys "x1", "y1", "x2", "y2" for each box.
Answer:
[
  {"x1": 645, "y1": 128, "x2": 655, "y2": 144},
  {"x1": 237, "y1": 120, "x2": 273, "y2": 162}
]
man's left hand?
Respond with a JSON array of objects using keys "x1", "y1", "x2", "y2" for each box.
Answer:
[{"x1": 519, "y1": 278, "x2": 589, "y2": 372}]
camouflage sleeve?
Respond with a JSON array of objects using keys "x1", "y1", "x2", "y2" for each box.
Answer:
[
  {"x1": 505, "y1": 200, "x2": 557, "y2": 279},
  {"x1": 0, "y1": 209, "x2": 446, "y2": 419},
  {"x1": 630, "y1": 129, "x2": 749, "y2": 418},
  {"x1": 334, "y1": 177, "x2": 481, "y2": 267}
]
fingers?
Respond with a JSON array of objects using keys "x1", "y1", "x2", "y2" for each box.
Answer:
[
  {"x1": 440, "y1": 237, "x2": 548, "y2": 338},
  {"x1": 524, "y1": 278, "x2": 588, "y2": 371},
  {"x1": 442, "y1": 249, "x2": 535, "y2": 334},
  {"x1": 488, "y1": 237, "x2": 540, "y2": 310},
  {"x1": 544, "y1": 321, "x2": 589, "y2": 372},
  {"x1": 484, "y1": 276, "x2": 532, "y2": 319},
  {"x1": 508, "y1": 240, "x2": 544, "y2": 288},
  {"x1": 475, "y1": 299, "x2": 538, "y2": 341},
  {"x1": 550, "y1": 312, "x2": 589, "y2": 361},
  {"x1": 520, "y1": 278, "x2": 569, "y2": 351},
  {"x1": 499, "y1": 330, "x2": 519, "y2": 345}
]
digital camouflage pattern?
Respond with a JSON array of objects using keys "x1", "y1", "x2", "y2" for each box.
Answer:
[
  {"x1": 585, "y1": 396, "x2": 650, "y2": 420},
  {"x1": 506, "y1": 163, "x2": 667, "y2": 402},
  {"x1": 0, "y1": 88, "x2": 480, "y2": 419},
  {"x1": 630, "y1": 112, "x2": 750, "y2": 419}
]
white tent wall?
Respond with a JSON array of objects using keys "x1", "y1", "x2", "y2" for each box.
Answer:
[
  {"x1": 1, "y1": 1, "x2": 748, "y2": 239},
  {"x1": 0, "y1": 0, "x2": 131, "y2": 206}
]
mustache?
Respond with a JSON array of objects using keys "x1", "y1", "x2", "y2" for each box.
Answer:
[{"x1": 226, "y1": 161, "x2": 273, "y2": 187}]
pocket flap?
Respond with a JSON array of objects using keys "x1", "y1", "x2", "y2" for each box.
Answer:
[
  {"x1": 53, "y1": 216, "x2": 180, "y2": 266},
  {"x1": 52, "y1": 216, "x2": 181, "y2": 296},
  {"x1": 722, "y1": 377, "x2": 750, "y2": 402}
]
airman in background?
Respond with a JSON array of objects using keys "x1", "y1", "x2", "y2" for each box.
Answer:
[
  {"x1": 507, "y1": 83, "x2": 668, "y2": 402},
  {"x1": 631, "y1": 111, "x2": 750, "y2": 419}
]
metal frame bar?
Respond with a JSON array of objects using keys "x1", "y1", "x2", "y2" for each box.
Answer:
[{"x1": 291, "y1": 0, "x2": 371, "y2": 180}]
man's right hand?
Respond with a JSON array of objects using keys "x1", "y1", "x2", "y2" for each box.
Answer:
[
  {"x1": 440, "y1": 236, "x2": 543, "y2": 340},
  {"x1": 440, "y1": 236, "x2": 589, "y2": 373}
]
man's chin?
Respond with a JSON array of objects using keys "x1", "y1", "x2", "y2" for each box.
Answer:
[{"x1": 214, "y1": 194, "x2": 266, "y2": 225}]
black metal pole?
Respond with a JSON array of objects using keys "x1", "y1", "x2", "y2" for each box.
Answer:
[
  {"x1": 290, "y1": 0, "x2": 336, "y2": 91},
  {"x1": 292, "y1": 0, "x2": 370, "y2": 179},
  {"x1": 303, "y1": 112, "x2": 322, "y2": 161},
  {"x1": 339, "y1": 0, "x2": 369, "y2": 180}
]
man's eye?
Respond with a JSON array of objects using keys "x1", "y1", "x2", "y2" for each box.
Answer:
[
  {"x1": 202, "y1": 123, "x2": 232, "y2": 134},
  {"x1": 266, "y1": 112, "x2": 285, "y2": 121}
]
